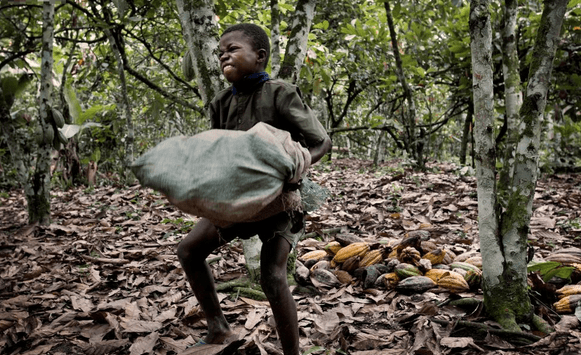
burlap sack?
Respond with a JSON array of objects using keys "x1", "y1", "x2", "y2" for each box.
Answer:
[{"x1": 131, "y1": 122, "x2": 311, "y2": 224}]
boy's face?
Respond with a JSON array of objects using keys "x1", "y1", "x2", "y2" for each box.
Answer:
[{"x1": 219, "y1": 31, "x2": 266, "y2": 84}]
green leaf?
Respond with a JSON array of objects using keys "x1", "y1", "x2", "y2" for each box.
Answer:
[
  {"x1": 64, "y1": 83, "x2": 82, "y2": 124},
  {"x1": 313, "y1": 20, "x2": 329, "y2": 30},
  {"x1": 1, "y1": 76, "x2": 18, "y2": 98},
  {"x1": 527, "y1": 260, "x2": 560, "y2": 273},
  {"x1": 542, "y1": 266, "x2": 574, "y2": 283},
  {"x1": 79, "y1": 104, "x2": 116, "y2": 124},
  {"x1": 527, "y1": 261, "x2": 574, "y2": 282},
  {"x1": 416, "y1": 67, "x2": 425, "y2": 78},
  {"x1": 91, "y1": 148, "x2": 101, "y2": 164},
  {"x1": 303, "y1": 346, "x2": 326, "y2": 355},
  {"x1": 320, "y1": 69, "x2": 331, "y2": 87}
]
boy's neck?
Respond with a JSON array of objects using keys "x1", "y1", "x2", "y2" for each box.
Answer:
[{"x1": 232, "y1": 71, "x2": 269, "y2": 95}]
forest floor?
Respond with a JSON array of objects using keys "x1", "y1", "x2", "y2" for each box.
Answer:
[{"x1": 1, "y1": 158, "x2": 581, "y2": 355}]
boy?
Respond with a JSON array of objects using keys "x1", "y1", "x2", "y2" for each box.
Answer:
[{"x1": 176, "y1": 23, "x2": 332, "y2": 355}]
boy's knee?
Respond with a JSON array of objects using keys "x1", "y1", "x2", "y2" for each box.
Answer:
[
  {"x1": 176, "y1": 219, "x2": 219, "y2": 263},
  {"x1": 176, "y1": 240, "x2": 192, "y2": 262},
  {"x1": 260, "y1": 271, "x2": 287, "y2": 297}
]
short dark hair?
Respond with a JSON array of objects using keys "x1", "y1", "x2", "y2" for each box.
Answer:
[{"x1": 222, "y1": 23, "x2": 270, "y2": 67}]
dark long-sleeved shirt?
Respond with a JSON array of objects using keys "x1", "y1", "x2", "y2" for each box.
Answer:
[{"x1": 209, "y1": 78, "x2": 328, "y2": 148}]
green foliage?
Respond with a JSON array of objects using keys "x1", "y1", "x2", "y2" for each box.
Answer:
[
  {"x1": 0, "y1": 0, "x2": 580, "y2": 188},
  {"x1": 527, "y1": 260, "x2": 575, "y2": 283},
  {"x1": 161, "y1": 217, "x2": 196, "y2": 234}
]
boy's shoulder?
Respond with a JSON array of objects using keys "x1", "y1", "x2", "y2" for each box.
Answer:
[
  {"x1": 263, "y1": 78, "x2": 296, "y2": 91},
  {"x1": 211, "y1": 78, "x2": 297, "y2": 104}
]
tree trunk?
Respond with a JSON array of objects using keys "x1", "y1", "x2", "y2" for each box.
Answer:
[
  {"x1": 270, "y1": 0, "x2": 282, "y2": 78},
  {"x1": 175, "y1": 0, "x2": 224, "y2": 108},
  {"x1": 460, "y1": 103, "x2": 474, "y2": 165},
  {"x1": 373, "y1": 131, "x2": 385, "y2": 166},
  {"x1": 471, "y1": 0, "x2": 569, "y2": 332},
  {"x1": 278, "y1": 0, "x2": 317, "y2": 83},
  {"x1": 88, "y1": 1, "x2": 134, "y2": 178},
  {"x1": 384, "y1": 1, "x2": 421, "y2": 168},
  {"x1": 28, "y1": 2, "x2": 55, "y2": 225},
  {"x1": 498, "y1": 0, "x2": 522, "y2": 188}
]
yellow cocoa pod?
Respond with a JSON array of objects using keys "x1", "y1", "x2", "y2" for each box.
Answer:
[
  {"x1": 424, "y1": 269, "x2": 450, "y2": 283},
  {"x1": 556, "y1": 285, "x2": 581, "y2": 299},
  {"x1": 358, "y1": 249, "x2": 383, "y2": 268},
  {"x1": 422, "y1": 248, "x2": 446, "y2": 265},
  {"x1": 299, "y1": 250, "x2": 327, "y2": 262},
  {"x1": 324, "y1": 241, "x2": 342, "y2": 256},
  {"x1": 333, "y1": 242, "x2": 370, "y2": 263},
  {"x1": 553, "y1": 294, "x2": 581, "y2": 314},
  {"x1": 437, "y1": 272, "x2": 470, "y2": 293},
  {"x1": 387, "y1": 248, "x2": 398, "y2": 259}
]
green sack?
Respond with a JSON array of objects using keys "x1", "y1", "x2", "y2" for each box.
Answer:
[{"x1": 131, "y1": 122, "x2": 311, "y2": 224}]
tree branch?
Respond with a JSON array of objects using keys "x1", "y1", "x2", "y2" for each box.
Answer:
[{"x1": 123, "y1": 64, "x2": 203, "y2": 113}]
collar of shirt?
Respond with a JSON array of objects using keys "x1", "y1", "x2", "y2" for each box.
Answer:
[{"x1": 232, "y1": 71, "x2": 270, "y2": 95}]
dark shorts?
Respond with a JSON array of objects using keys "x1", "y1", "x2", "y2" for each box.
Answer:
[{"x1": 215, "y1": 210, "x2": 304, "y2": 250}]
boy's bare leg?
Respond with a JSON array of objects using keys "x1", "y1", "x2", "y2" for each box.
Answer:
[
  {"x1": 260, "y1": 236, "x2": 300, "y2": 355},
  {"x1": 177, "y1": 218, "x2": 234, "y2": 344}
]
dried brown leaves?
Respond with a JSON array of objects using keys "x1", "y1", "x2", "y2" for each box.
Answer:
[{"x1": 1, "y1": 159, "x2": 581, "y2": 354}]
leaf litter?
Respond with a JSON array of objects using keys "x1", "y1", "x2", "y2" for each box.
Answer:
[{"x1": 1, "y1": 158, "x2": 581, "y2": 354}]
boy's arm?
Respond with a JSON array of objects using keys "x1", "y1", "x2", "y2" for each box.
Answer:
[{"x1": 308, "y1": 135, "x2": 332, "y2": 165}]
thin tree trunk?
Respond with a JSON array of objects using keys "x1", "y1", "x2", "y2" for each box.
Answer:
[
  {"x1": 498, "y1": 0, "x2": 522, "y2": 188},
  {"x1": 175, "y1": 0, "x2": 223, "y2": 107},
  {"x1": 459, "y1": 110, "x2": 472, "y2": 165},
  {"x1": 373, "y1": 131, "x2": 385, "y2": 166},
  {"x1": 384, "y1": 1, "x2": 421, "y2": 168},
  {"x1": 88, "y1": 1, "x2": 134, "y2": 176},
  {"x1": 270, "y1": 0, "x2": 282, "y2": 78},
  {"x1": 278, "y1": 0, "x2": 317, "y2": 83},
  {"x1": 28, "y1": 2, "x2": 55, "y2": 225}
]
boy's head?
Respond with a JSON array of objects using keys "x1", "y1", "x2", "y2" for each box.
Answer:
[{"x1": 219, "y1": 23, "x2": 270, "y2": 83}]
